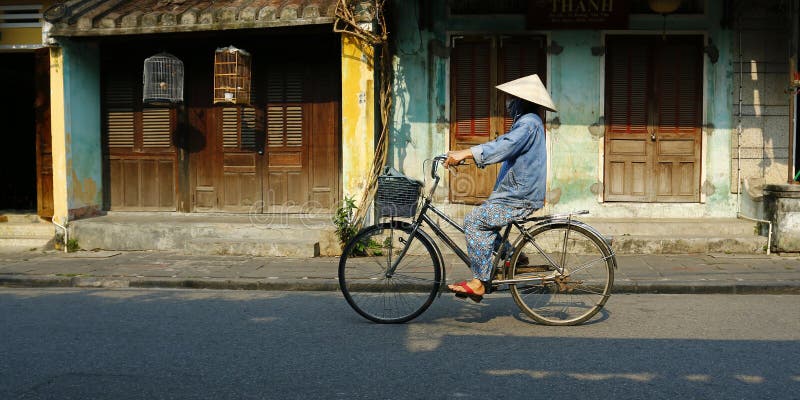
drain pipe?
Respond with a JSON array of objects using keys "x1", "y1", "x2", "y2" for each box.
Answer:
[
  {"x1": 52, "y1": 217, "x2": 68, "y2": 253},
  {"x1": 735, "y1": 25, "x2": 773, "y2": 255}
]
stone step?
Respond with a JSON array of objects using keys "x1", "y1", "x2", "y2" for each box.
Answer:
[
  {"x1": 70, "y1": 214, "x2": 340, "y2": 257},
  {"x1": 186, "y1": 238, "x2": 321, "y2": 257},
  {"x1": 0, "y1": 236, "x2": 52, "y2": 249},
  {"x1": 610, "y1": 235, "x2": 768, "y2": 254},
  {"x1": 580, "y1": 218, "x2": 760, "y2": 237},
  {"x1": 0, "y1": 222, "x2": 55, "y2": 237},
  {"x1": 0, "y1": 213, "x2": 46, "y2": 224}
]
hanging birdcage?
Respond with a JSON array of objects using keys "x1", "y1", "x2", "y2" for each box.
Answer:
[
  {"x1": 143, "y1": 52, "x2": 184, "y2": 105},
  {"x1": 214, "y1": 46, "x2": 251, "y2": 105}
]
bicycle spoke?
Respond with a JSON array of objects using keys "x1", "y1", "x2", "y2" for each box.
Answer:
[
  {"x1": 339, "y1": 223, "x2": 441, "y2": 323},
  {"x1": 510, "y1": 223, "x2": 614, "y2": 326}
]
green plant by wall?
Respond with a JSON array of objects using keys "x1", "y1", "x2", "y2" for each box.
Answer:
[
  {"x1": 333, "y1": 196, "x2": 360, "y2": 249},
  {"x1": 66, "y1": 238, "x2": 80, "y2": 253}
]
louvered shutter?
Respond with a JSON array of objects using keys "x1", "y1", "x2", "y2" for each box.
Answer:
[
  {"x1": 656, "y1": 42, "x2": 701, "y2": 135},
  {"x1": 222, "y1": 106, "x2": 258, "y2": 150},
  {"x1": 607, "y1": 40, "x2": 649, "y2": 135},
  {"x1": 500, "y1": 38, "x2": 545, "y2": 133},
  {"x1": 105, "y1": 72, "x2": 136, "y2": 149},
  {"x1": 142, "y1": 108, "x2": 172, "y2": 148},
  {"x1": 103, "y1": 56, "x2": 177, "y2": 211},
  {"x1": 604, "y1": 36, "x2": 703, "y2": 203},
  {"x1": 452, "y1": 41, "x2": 491, "y2": 137},
  {"x1": 267, "y1": 69, "x2": 304, "y2": 148}
]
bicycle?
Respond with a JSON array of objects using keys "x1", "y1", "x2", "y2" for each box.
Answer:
[{"x1": 338, "y1": 155, "x2": 617, "y2": 325}]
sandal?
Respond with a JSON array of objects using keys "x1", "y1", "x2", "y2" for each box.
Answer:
[{"x1": 449, "y1": 281, "x2": 483, "y2": 303}]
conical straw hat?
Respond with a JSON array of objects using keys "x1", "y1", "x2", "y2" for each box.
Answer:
[{"x1": 496, "y1": 74, "x2": 557, "y2": 113}]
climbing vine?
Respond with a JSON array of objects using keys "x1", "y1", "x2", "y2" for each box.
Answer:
[{"x1": 333, "y1": 0, "x2": 394, "y2": 234}]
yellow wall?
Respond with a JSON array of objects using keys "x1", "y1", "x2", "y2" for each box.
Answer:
[
  {"x1": 49, "y1": 46, "x2": 68, "y2": 225},
  {"x1": 0, "y1": 27, "x2": 40, "y2": 46},
  {"x1": 341, "y1": 35, "x2": 376, "y2": 199}
]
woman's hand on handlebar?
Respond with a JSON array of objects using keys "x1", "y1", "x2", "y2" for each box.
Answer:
[{"x1": 444, "y1": 149, "x2": 473, "y2": 169}]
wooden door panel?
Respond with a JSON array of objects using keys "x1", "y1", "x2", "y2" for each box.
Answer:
[
  {"x1": 309, "y1": 94, "x2": 339, "y2": 211},
  {"x1": 109, "y1": 157, "x2": 176, "y2": 210},
  {"x1": 219, "y1": 107, "x2": 261, "y2": 212},
  {"x1": 35, "y1": 48, "x2": 54, "y2": 218},
  {"x1": 222, "y1": 152, "x2": 258, "y2": 210},
  {"x1": 604, "y1": 35, "x2": 702, "y2": 203},
  {"x1": 102, "y1": 53, "x2": 178, "y2": 211},
  {"x1": 450, "y1": 142, "x2": 496, "y2": 202}
]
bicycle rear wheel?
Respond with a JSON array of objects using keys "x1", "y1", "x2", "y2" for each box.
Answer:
[
  {"x1": 338, "y1": 222, "x2": 441, "y2": 324},
  {"x1": 509, "y1": 222, "x2": 614, "y2": 326}
]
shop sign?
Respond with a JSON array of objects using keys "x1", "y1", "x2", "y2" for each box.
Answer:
[{"x1": 527, "y1": 0, "x2": 630, "y2": 29}]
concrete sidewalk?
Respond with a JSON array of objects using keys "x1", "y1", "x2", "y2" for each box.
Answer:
[{"x1": 0, "y1": 248, "x2": 798, "y2": 294}]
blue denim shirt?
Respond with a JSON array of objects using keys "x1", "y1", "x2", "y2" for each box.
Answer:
[{"x1": 469, "y1": 113, "x2": 546, "y2": 209}]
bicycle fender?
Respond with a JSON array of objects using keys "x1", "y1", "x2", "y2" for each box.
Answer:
[{"x1": 515, "y1": 220, "x2": 618, "y2": 270}]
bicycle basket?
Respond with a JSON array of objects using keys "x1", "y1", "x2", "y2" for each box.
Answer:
[{"x1": 376, "y1": 166, "x2": 422, "y2": 217}]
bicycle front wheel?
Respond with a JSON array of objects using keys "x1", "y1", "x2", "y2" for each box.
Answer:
[
  {"x1": 509, "y1": 222, "x2": 614, "y2": 326},
  {"x1": 338, "y1": 222, "x2": 442, "y2": 324}
]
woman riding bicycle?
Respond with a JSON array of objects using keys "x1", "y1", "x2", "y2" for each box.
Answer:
[{"x1": 444, "y1": 74, "x2": 558, "y2": 302}]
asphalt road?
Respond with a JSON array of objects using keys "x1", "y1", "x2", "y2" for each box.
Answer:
[{"x1": 1, "y1": 288, "x2": 798, "y2": 400}]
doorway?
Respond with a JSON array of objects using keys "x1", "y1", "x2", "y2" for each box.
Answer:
[
  {"x1": 0, "y1": 53, "x2": 37, "y2": 211},
  {"x1": 604, "y1": 35, "x2": 704, "y2": 202}
]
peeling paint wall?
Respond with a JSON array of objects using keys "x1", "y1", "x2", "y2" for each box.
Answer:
[
  {"x1": 389, "y1": 0, "x2": 743, "y2": 219},
  {"x1": 341, "y1": 35, "x2": 375, "y2": 199},
  {"x1": 50, "y1": 39, "x2": 102, "y2": 223}
]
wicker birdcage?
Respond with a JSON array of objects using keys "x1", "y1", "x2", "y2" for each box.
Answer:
[
  {"x1": 214, "y1": 46, "x2": 251, "y2": 105},
  {"x1": 142, "y1": 52, "x2": 184, "y2": 105}
]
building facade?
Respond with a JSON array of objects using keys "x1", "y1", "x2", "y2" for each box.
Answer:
[
  {"x1": 0, "y1": 0, "x2": 379, "y2": 228},
  {"x1": 387, "y1": 0, "x2": 799, "y2": 223}
]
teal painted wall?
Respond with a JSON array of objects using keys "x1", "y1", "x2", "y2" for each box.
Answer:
[
  {"x1": 62, "y1": 39, "x2": 103, "y2": 215},
  {"x1": 389, "y1": 0, "x2": 738, "y2": 218}
]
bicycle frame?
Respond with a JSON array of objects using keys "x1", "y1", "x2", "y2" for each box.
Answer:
[{"x1": 385, "y1": 157, "x2": 584, "y2": 289}]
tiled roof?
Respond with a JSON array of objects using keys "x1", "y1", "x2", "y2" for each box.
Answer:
[{"x1": 45, "y1": 0, "x2": 337, "y2": 36}]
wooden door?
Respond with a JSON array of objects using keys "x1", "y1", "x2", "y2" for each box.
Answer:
[
  {"x1": 604, "y1": 36, "x2": 703, "y2": 202},
  {"x1": 34, "y1": 48, "x2": 54, "y2": 218},
  {"x1": 219, "y1": 106, "x2": 261, "y2": 212},
  {"x1": 450, "y1": 36, "x2": 547, "y2": 204},
  {"x1": 263, "y1": 65, "x2": 308, "y2": 213},
  {"x1": 102, "y1": 55, "x2": 178, "y2": 211}
]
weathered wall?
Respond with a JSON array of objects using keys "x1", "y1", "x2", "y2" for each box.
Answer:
[
  {"x1": 341, "y1": 35, "x2": 376, "y2": 200},
  {"x1": 733, "y1": 1, "x2": 796, "y2": 220},
  {"x1": 389, "y1": 0, "x2": 740, "y2": 218},
  {"x1": 50, "y1": 39, "x2": 102, "y2": 224}
]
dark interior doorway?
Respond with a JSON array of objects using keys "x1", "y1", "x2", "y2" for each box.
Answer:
[{"x1": 0, "y1": 53, "x2": 37, "y2": 210}]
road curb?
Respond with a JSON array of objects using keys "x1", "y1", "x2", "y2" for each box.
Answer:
[{"x1": 1, "y1": 274, "x2": 799, "y2": 294}]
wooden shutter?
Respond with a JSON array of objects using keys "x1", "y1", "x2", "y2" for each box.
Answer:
[
  {"x1": 653, "y1": 38, "x2": 703, "y2": 201},
  {"x1": 142, "y1": 108, "x2": 172, "y2": 148},
  {"x1": 264, "y1": 66, "x2": 308, "y2": 212},
  {"x1": 604, "y1": 36, "x2": 702, "y2": 203},
  {"x1": 267, "y1": 69, "x2": 304, "y2": 148},
  {"x1": 221, "y1": 106, "x2": 257, "y2": 149},
  {"x1": 453, "y1": 41, "x2": 491, "y2": 137},
  {"x1": 102, "y1": 57, "x2": 177, "y2": 211},
  {"x1": 607, "y1": 40, "x2": 650, "y2": 135},
  {"x1": 499, "y1": 37, "x2": 546, "y2": 133},
  {"x1": 105, "y1": 72, "x2": 136, "y2": 149}
]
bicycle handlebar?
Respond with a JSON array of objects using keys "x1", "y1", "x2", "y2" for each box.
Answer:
[{"x1": 431, "y1": 154, "x2": 447, "y2": 179}]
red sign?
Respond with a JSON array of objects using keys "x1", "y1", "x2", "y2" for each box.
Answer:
[{"x1": 527, "y1": 0, "x2": 630, "y2": 29}]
